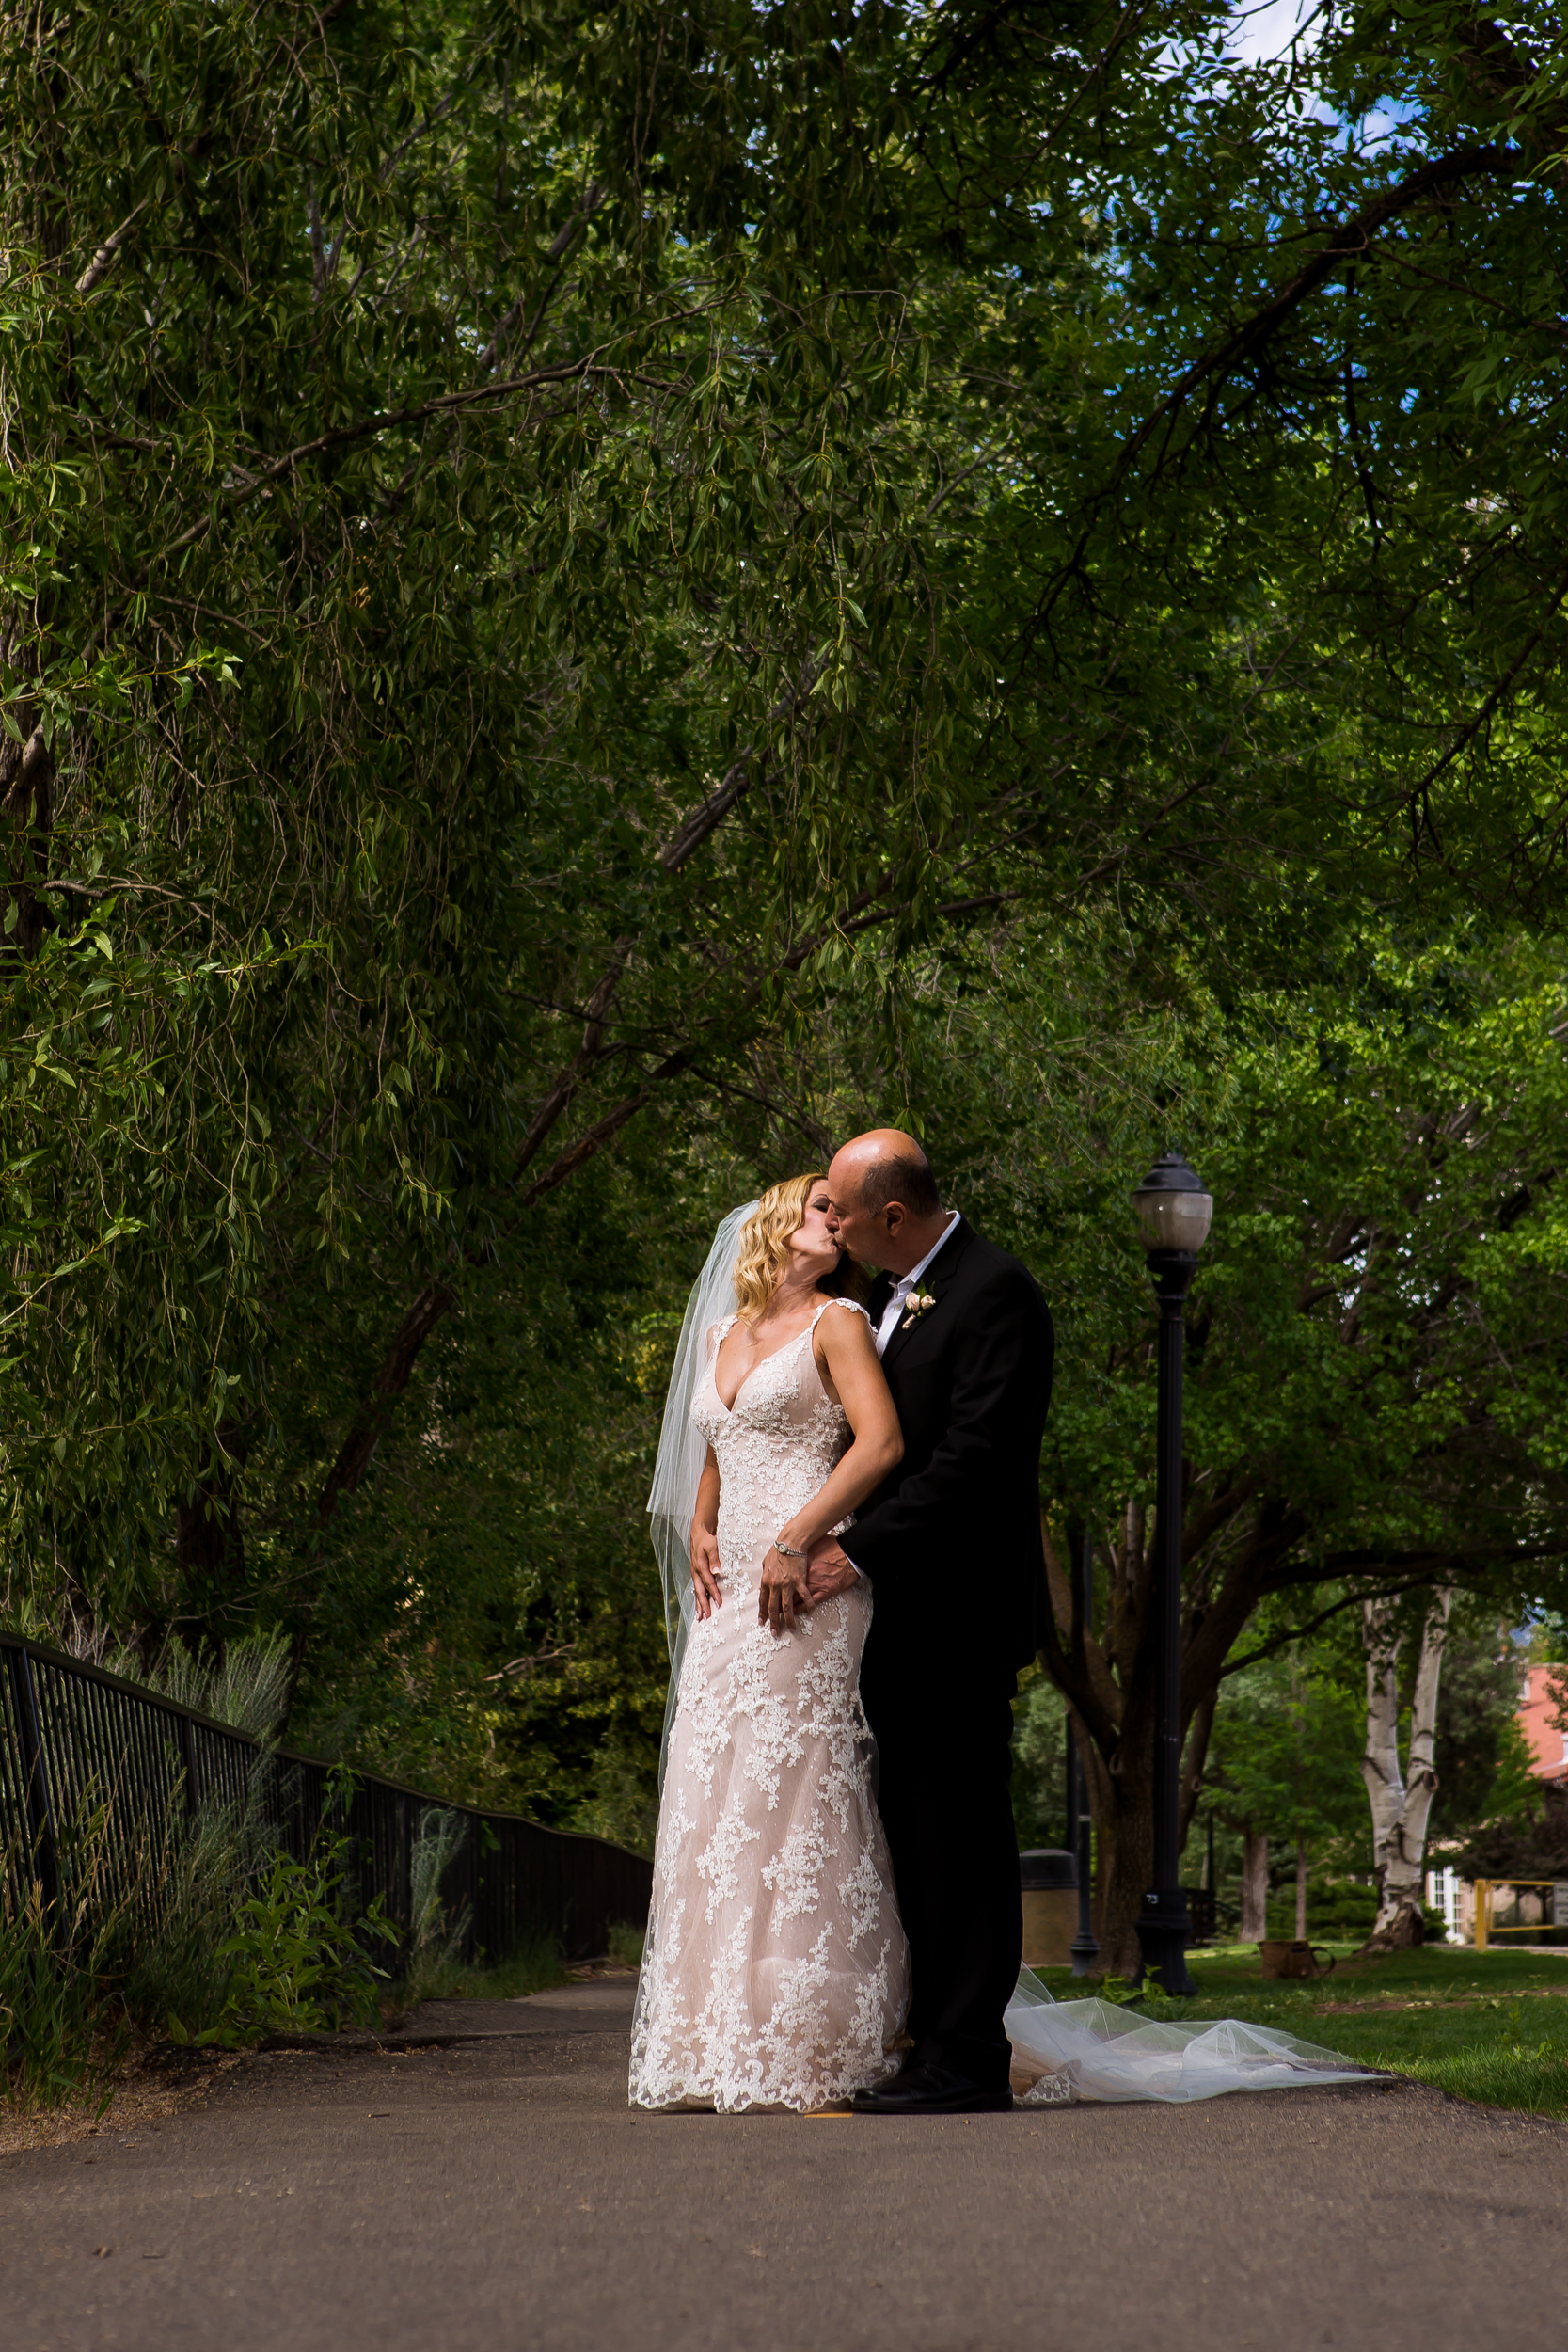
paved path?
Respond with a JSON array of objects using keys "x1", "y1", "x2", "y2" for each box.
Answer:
[{"x1": 6, "y1": 1979, "x2": 1567, "y2": 2352}]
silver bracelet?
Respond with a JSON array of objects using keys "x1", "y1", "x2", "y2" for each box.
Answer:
[{"x1": 773, "y1": 1535, "x2": 807, "y2": 1560}]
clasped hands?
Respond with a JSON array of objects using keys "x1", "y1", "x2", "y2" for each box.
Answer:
[
  {"x1": 757, "y1": 1537, "x2": 858, "y2": 1636},
  {"x1": 691, "y1": 1525, "x2": 858, "y2": 1636}
]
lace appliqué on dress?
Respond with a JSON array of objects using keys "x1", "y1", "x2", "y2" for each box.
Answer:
[{"x1": 761, "y1": 1815, "x2": 836, "y2": 1924}]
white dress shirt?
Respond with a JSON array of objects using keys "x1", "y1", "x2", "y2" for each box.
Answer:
[{"x1": 873, "y1": 1212, "x2": 959, "y2": 1357}]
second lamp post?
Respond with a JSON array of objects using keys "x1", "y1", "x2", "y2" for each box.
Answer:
[{"x1": 1130, "y1": 1150, "x2": 1212, "y2": 1996}]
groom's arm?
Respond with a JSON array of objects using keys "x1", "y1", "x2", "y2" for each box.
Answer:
[{"x1": 832, "y1": 1268, "x2": 1053, "y2": 1581}]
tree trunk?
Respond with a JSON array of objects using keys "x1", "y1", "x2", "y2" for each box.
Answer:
[
  {"x1": 1074, "y1": 1718, "x2": 1152, "y2": 1977},
  {"x1": 1295, "y1": 1836, "x2": 1307, "y2": 1943},
  {"x1": 1097, "y1": 1758, "x2": 1155, "y2": 1978},
  {"x1": 1241, "y1": 1830, "x2": 1269, "y2": 1942},
  {"x1": 1358, "y1": 1587, "x2": 1454, "y2": 1951}
]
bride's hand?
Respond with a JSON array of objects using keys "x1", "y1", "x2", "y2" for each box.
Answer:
[
  {"x1": 758, "y1": 1545, "x2": 813, "y2": 1636},
  {"x1": 689, "y1": 1523, "x2": 723, "y2": 1619}
]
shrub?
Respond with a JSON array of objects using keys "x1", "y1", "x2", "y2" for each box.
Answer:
[
  {"x1": 170, "y1": 1794, "x2": 395, "y2": 2047},
  {"x1": 101, "y1": 1789, "x2": 277, "y2": 2042},
  {"x1": 1, "y1": 1788, "x2": 135, "y2": 2114},
  {"x1": 1, "y1": 1856, "x2": 127, "y2": 2114}
]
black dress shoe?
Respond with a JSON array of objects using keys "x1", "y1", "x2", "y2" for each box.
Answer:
[{"x1": 851, "y1": 2061, "x2": 1013, "y2": 2116}]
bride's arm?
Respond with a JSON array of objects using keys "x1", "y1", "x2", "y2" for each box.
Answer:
[
  {"x1": 689, "y1": 1448, "x2": 723, "y2": 1619},
  {"x1": 787, "y1": 1308, "x2": 903, "y2": 1545},
  {"x1": 759, "y1": 1310, "x2": 902, "y2": 1630}
]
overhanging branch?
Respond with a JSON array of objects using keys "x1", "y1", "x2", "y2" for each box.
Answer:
[{"x1": 1037, "y1": 140, "x2": 1517, "y2": 628}]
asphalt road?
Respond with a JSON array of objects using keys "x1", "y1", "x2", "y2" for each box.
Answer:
[{"x1": 6, "y1": 1979, "x2": 1567, "y2": 2352}]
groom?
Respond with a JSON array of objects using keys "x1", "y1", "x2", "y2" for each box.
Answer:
[{"x1": 807, "y1": 1130, "x2": 1053, "y2": 2114}]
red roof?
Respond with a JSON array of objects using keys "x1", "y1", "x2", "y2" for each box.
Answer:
[{"x1": 1516, "y1": 1663, "x2": 1568, "y2": 1783}]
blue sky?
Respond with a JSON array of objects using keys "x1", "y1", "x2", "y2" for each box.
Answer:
[{"x1": 1223, "y1": 0, "x2": 1416, "y2": 149}]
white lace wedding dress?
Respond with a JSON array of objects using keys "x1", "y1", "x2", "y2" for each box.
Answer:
[{"x1": 628, "y1": 1297, "x2": 910, "y2": 2112}]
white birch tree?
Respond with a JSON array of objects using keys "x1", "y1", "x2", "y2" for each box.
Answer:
[{"x1": 1360, "y1": 1589, "x2": 1455, "y2": 1949}]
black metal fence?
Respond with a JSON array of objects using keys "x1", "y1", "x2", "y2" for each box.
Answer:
[{"x1": 1, "y1": 1631, "x2": 652, "y2": 1965}]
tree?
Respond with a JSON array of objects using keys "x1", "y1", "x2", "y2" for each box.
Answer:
[
  {"x1": 8, "y1": 0, "x2": 1568, "y2": 1870},
  {"x1": 1202, "y1": 1645, "x2": 1367, "y2": 1944},
  {"x1": 1430, "y1": 1616, "x2": 1540, "y2": 1849},
  {"x1": 3, "y1": 0, "x2": 1078, "y2": 1649},
  {"x1": 911, "y1": 921, "x2": 1568, "y2": 1969},
  {"x1": 13, "y1": 5, "x2": 1568, "y2": 1620},
  {"x1": 1453, "y1": 1780, "x2": 1568, "y2": 1881},
  {"x1": 1010, "y1": 1664, "x2": 1070, "y2": 1857},
  {"x1": 951, "y1": 0, "x2": 1568, "y2": 954},
  {"x1": 1359, "y1": 1587, "x2": 1454, "y2": 1949}
]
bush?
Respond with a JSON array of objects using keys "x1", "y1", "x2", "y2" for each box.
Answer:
[
  {"x1": 1264, "y1": 1882, "x2": 1377, "y2": 1940},
  {"x1": 1, "y1": 1820, "x2": 128, "y2": 2114},
  {"x1": 101, "y1": 1790, "x2": 277, "y2": 2042},
  {"x1": 1262, "y1": 1882, "x2": 1449, "y2": 1943},
  {"x1": 5, "y1": 1765, "x2": 404, "y2": 2094},
  {"x1": 103, "y1": 1631, "x2": 293, "y2": 1745},
  {"x1": 170, "y1": 1799, "x2": 395, "y2": 2047},
  {"x1": 1451, "y1": 1778, "x2": 1568, "y2": 1881}
]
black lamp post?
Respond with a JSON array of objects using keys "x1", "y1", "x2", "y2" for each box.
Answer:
[{"x1": 1131, "y1": 1149, "x2": 1212, "y2": 1997}]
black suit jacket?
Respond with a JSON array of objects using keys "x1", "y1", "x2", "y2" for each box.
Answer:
[{"x1": 840, "y1": 1216, "x2": 1053, "y2": 1687}]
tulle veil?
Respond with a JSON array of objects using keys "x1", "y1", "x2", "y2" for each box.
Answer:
[
  {"x1": 1004, "y1": 1969, "x2": 1381, "y2": 2106},
  {"x1": 646, "y1": 1200, "x2": 757, "y2": 1785}
]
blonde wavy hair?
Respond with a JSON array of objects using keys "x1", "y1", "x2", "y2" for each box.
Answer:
[{"x1": 731, "y1": 1172, "x2": 866, "y2": 1323}]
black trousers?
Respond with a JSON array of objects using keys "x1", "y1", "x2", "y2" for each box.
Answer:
[{"x1": 864, "y1": 1670, "x2": 1022, "y2": 2090}]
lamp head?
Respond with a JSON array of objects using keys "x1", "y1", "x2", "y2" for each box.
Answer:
[{"x1": 1132, "y1": 1151, "x2": 1212, "y2": 1259}]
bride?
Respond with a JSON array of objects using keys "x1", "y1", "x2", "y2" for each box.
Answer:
[
  {"x1": 629, "y1": 1170, "x2": 1379, "y2": 2117},
  {"x1": 628, "y1": 1174, "x2": 911, "y2": 2112}
]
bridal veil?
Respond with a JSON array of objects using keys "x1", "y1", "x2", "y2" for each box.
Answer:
[
  {"x1": 645, "y1": 1199, "x2": 758, "y2": 1782},
  {"x1": 1006, "y1": 1969, "x2": 1380, "y2": 2105}
]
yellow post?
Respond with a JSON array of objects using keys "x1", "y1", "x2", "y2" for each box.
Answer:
[{"x1": 1475, "y1": 1879, "x2": 1488, "y2": 1952}]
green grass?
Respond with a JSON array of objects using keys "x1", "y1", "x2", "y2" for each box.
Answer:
[
  {"x1": 607, "y1": 1919, "x2": 645, "y2": 1970},
  {"x1": 382, "y1": 1929, "x2": 568, "y2": 2021},
  {"x1": 386, "y1": 1917, "x2": 648, "y2": 2020},
  {"x1": 1030, "y1": 1945, "x2": 1568, "y2": 2118}
]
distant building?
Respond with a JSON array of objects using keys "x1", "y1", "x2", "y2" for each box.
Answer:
[{"x1": 1516, "y1": 1663, "x2": 1568, "y2": 1784}]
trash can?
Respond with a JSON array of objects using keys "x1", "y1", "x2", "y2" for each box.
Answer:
[{"x1": 1020, "y1": 1849, "x2": 1078, "y2": 1968}]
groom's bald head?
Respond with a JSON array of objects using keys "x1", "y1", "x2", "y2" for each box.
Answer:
[
  {"x1": 832, "y1": 1129, "x2": 941, "y2": 1216},
  {"x1": 826, "y1": 1129, "x2": 947, "y2": 1276}
]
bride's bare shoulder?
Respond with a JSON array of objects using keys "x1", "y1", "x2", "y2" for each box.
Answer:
[{"x1": 813, "y1": 1295, "x2": 874, "y2": 1346}]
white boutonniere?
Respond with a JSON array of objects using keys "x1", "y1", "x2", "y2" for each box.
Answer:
[{"x1": 900, "y1": 1291, "x2": 937, "y2": 1330}]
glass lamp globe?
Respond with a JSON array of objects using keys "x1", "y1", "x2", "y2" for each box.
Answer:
[{"x1": 1131, "y1": 1152, "x2": 1213, "y2": 1257}]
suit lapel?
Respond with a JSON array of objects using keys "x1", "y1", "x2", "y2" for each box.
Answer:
[{"x1": 878, "y1": 1216, "x2": 969, "y2": 1374}]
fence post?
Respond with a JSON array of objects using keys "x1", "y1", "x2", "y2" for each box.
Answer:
[
  {"x1": 7, "y1": 1644, "x2": 61, "y2": 1927},
  {"x1": 400, "y1": 1788, "x2": 414, "y2": 1964}
]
